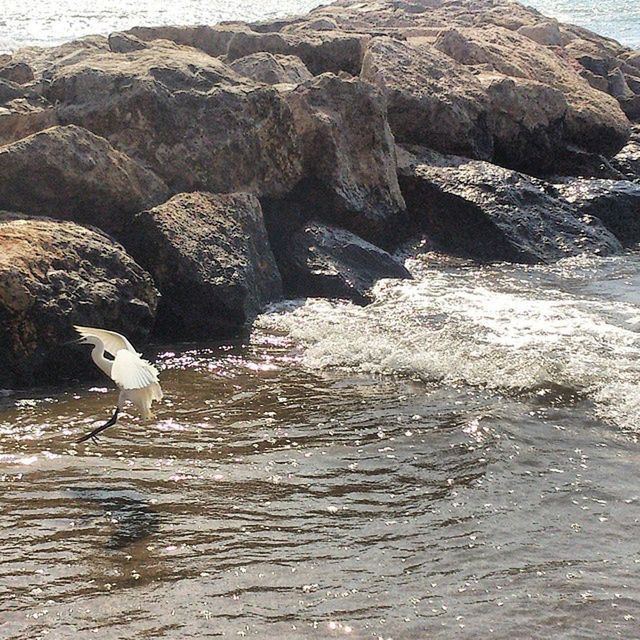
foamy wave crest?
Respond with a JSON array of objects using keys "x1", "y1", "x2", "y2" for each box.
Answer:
[{"x1": 256, "y1": 254, "x2": 640, "y2": 430}]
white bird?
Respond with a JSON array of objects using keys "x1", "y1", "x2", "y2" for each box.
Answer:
[{"x1": 73, "y1": 326, "x2": 163, "y2": 444}]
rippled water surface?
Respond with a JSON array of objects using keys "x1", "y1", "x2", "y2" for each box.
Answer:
[
  {"x1": 2, "y1": 254, "x2": 640, "y2": 639},
  {"x1": 1, "y1": 0, "x2": 639, "y2": 52}
]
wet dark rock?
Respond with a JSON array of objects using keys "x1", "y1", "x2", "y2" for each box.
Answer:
[
  {"x1": 0, "y1": 125, "x2": 169, "y2": 235},
  {"x1": 276, "y1": 221, "x2": 411, "y2": 305},
  {"x1": 397, "y1": 147, "x2": 622, "y2": 263},
  {"x1": 229, "y1": 52, "x2": 312, "y2": 84},
  {"x1": 554, "y1": 179, "x2": 640, "y2": 246},
  {"x1": 45, "y1": 43, "x2": 303, "y2": 197},
  {"x1": 611, "y1": 126, "x2": 640, "y2": 179},
  {"x1": 0, "y1": 213, "x2": 158, "y2": 388},
  {"x1": 121, "y1": 192, "x2": 282, "y2": 340}
]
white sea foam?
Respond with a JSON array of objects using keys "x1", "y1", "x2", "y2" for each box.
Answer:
[{"x1": 257, "y1": 253, "x2": 640, "y2": 430}]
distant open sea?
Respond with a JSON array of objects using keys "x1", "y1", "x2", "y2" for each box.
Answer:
[{"x1": 0, "y1": 0, "x2": 638, "y2": 53}]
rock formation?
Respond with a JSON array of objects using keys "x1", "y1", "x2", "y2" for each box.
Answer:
[
  {"x1": 0, "y1": 0, "x2": 639, "y2": 387},
  {"x1": 0, "y1": 214, "x2": 157, "y2": 387},
  {"x1": 0, "y1": 125, "x2": 169, "y2": 235},
  {"x1": 122, "y1": 192, "x2": 282, "y2": 339}
]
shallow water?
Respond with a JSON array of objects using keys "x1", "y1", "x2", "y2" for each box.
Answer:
[{"x1": 2, "y1": 254, "x2": 640, "y2": 639}]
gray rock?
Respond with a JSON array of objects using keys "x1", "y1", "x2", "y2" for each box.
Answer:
[
  {"x1": 0, "y1": 61, "x2": 34, "y2": 85},
  {"x1": 229, "y1": 52, "x2": 312, "y2": 84},
  {"x1": 517, "y1": 21, "x2": 563, "y2": 46},
  {"x1": 108, "y1": 32, "x2": 148, "y2": 53},
  {"x1": 0, "y1": 213, "x2": 158, "y2": 387},
  {"x1": 397, "y1": 147, "x2": 622, "y2": 263},
  {"x1": 0, "y1": 97, "x2": 57, "y2": 146},
  {"x1": 434, "y1": 25, "x2": 630, "y2": 160},
  {"x1": 276, "y1": 221, "x2": 412, "y2": 305},
  {"x1": 45, "y1": 43, "x2": 304, "y2": 198},
  {"x1": 281, "y1": 73, "x2": 406, "y2": 245},
  {"x1": 554, "y1": 179, "x2": 640, "y2": 245},
  {"x1": 361, "y1": 37, "x2": 493, "y2": 160},
  {"x1": 0, "y1": 125, "x2": 169, "y2": 235},
  {"x1": 225, "y1": 28, "x2": 370, "y2": 76},
  {"x1": 121, "y1": 192, "x2": 282, "y2": 339}
]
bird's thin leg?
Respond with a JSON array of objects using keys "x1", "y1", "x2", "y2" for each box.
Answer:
[{"x1": 77, "y1": 408, "x2": 120, "y2": 444}]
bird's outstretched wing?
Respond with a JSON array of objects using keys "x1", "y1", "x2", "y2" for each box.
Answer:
[
  {"x1": 111, "y1": 349, "x2": 160, "y2": 390},
  {"x1": 74, "y1": 326, "x2": 138, "y2": 357}
]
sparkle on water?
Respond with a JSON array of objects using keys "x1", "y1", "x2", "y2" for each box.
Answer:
[
  {"x1": 2, "y1": 253, "x2": 640, "y2": 639},
  {"x1": 0, "y1": 0, "x2": 639, "y2": 52},
  {"x1": 2, "y1": 1, "x2": 640, "y2": 637}
]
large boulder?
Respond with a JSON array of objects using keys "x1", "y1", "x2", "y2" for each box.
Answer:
[
  {"x1": 397, "y1": 147, "x2": 622, "y2": 263},
  {"x1": 0, "y1": 214, "x2": 158, "y2": 388},
  {"x1": 433, "y1": 26, "x2": 630, "y2": 160},
  {"x1": 554, "y1": 179, "x2": 640, "y2": 246},
  {"x1": 478, "y1": 74, "x2": 569, "y2": 174},
  {"x1": 360, "y1": 37, "x2": 493, "y2": 160},
  {"x1": 45, "y1": 43, "x2": 303, "y2": 197},
  {"x1": 0, "y1": 125, "x2": 169, "y2": 235},
  {"x1": 276, "y1": 73, "x2": 406, "y2": 246},
  {"x1": 276, "y1": 221, "x2": 412, "y2": 305},
  {"x1": 121, "y1": 192, "x2": 282, "y2": 340},
  {"x1": 229, "y1": 52, "x2": 313, "y2": 84}
]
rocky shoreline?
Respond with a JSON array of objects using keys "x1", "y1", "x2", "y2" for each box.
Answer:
[{"x1": 1, "y1": 0, "x2": 640, "y2": 388}]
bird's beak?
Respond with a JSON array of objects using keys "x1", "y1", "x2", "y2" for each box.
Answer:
[{"x1": 64, "y1": 337, "x2": 86, "y2": 346}]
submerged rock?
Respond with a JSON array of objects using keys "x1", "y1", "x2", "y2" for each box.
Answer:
[
  {"x1": 554, "y1": 179, "x2": 640, "y2": 246},
  {"x1": 397, "y1": 148, "x2": 622, "y2": 263},
  {"x1": 122, "y1": 192, "x2": 282, "y2": 340},
  {"x1": 0, "y1": 125, "x2": 169, "y2": 235},
  {"x1": 45, "y1": 43, "x2": 303, "y2": 197},
  {"x1": 276, "y1": 221, "x2": 411, "y2": 305},
  {"x1": 0, "y1": 214, "x2": 157, "y2": 388}
]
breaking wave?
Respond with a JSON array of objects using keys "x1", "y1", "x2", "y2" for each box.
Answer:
[{"x1": 257, "y1": 252, "x2": 640, "y2": 430}]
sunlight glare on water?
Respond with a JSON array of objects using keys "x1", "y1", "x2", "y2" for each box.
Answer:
[{"x1": 2, "y1": 256, "x2": 640, "y2": 639}]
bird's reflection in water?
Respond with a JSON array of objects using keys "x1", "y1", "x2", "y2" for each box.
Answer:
[{"x1": 69, "y1": 487, "x2": 161, "y2": 549}]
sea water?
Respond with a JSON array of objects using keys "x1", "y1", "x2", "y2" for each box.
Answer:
[{"x1": 0, "y1": 0, "x2": 639, "y2": 52}]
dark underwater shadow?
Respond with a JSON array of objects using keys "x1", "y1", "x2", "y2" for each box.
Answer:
[{"x1": 68, "y1": 486, "x2": 162, "y2": 550}]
